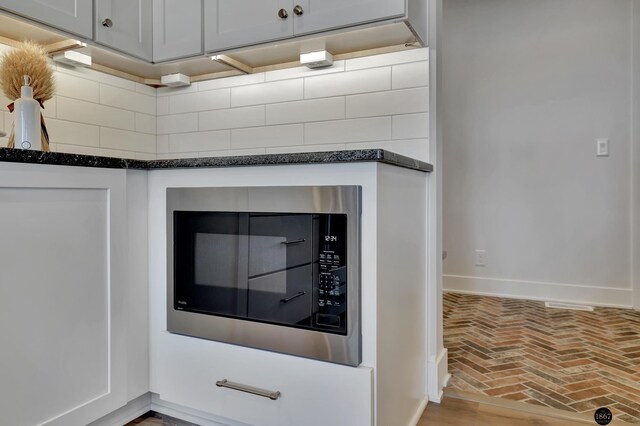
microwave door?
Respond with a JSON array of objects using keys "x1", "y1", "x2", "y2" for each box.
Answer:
[{"x1": 175, "y1": 212, "x2": 249, "y2": 317}]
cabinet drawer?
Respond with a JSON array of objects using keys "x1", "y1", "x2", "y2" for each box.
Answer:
[{"x1": 155, "y1": 336, "x2": 373, "y2": 426}]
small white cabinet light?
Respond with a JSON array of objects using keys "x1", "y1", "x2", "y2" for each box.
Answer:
[{"x1": 300, "y1": 50, "x2": 334, "y2": 69}]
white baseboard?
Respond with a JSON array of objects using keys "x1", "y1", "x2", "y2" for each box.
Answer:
[
  {"x1": 444, "y1": 274, "x2": 632, "y2": 308},
  {"x1": 408, "y1": 397, "x2": 428, "y2": 426},
  {"x1": 88, "y1": 394, "x2": 151, "y2": 426},
  {"x1": 427, "y1": 347, "x2": 449, "y2": 403}
]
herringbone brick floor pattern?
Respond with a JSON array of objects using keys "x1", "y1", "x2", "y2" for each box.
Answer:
[{"x1": 444, "y1": 292, "x2": 640, "y2": 423}]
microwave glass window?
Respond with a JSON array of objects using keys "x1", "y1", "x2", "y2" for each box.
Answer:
[{"x1": 173, "y1": 211, "x2": 347, "y2": 335}]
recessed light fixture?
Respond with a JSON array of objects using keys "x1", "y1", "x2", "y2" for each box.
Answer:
[
  {"x1": 52, "y1": 50, "x2": 92, "y2": 67},
  {"x1": 161, "y1": 73, "x2": 191, "y2": 87},
  {"x1": 300, "y1": 50, "x2": 334, "y2": 69}
]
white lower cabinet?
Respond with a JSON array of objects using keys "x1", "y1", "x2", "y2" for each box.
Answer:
[
  {"x1": 0, "y1": 163, "x2": 148, "y2": 426},
  {"x1": 155, "y1": 334, "x2": 372, "y2": 426}
]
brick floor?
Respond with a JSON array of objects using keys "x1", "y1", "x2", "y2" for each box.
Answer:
[{"x1": 444, "y1": 292, "x2": 640, "y2": 424}]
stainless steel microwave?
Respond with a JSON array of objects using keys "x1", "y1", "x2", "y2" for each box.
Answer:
[{"x1": 166, "y1": 186, "x2": 361, "y2": 366}]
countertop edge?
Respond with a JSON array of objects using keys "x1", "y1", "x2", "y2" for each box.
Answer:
[{"x1": 0, "y1": 148, "x2": 433, "y2": 173}]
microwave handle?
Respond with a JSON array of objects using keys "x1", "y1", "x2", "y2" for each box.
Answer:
[
  {"x1": 280, "y1": 291, "x2": 306, "y2": 304},
  {"x1": 280, "y1": 238, "x2": 306, "y2": 245}
]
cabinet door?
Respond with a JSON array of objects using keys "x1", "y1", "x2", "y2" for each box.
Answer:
[
  {"x1": 292, "y1": 0, "x2": 405, "y2": 36},
  {"x1": 95, "y1": 0, "x2": 153, "y2": 61},
  {"x1": 153, "y1": 0, "x2": 203, "y2": 62},
  {"x1": 0, "y1": 0, "x2": 92, "y2": 38},
  {"x1": 204, "y1": 0, "x2": 293, "y2": 53},
  {"x1": 0, "y1": 164, "x2": 129, "y2": 426}
]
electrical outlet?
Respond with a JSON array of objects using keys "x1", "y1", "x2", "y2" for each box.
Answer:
[
  {"x1": 475, "y1": 250, "x2": 486, "y2": 266},
  {"x1": 597, "y1": 138, "x2": 609, "y2": 157}
]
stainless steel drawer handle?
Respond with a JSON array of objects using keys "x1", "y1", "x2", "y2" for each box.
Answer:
[
  {"x1": 281, "y1": 238, "x2": 306, "y2": 245},
  {"x1": 216, "y1": 379, "x2": 281, "y2": 400},
  {"x1": 280, "y1": 291, "x2": 306, "y2": 304},
  {"x1": 293, "y1": 5, "x2": 303, "y2": 15},
  {"x1": 102, "y1": 18, "x2": 113, "y2": 28}
]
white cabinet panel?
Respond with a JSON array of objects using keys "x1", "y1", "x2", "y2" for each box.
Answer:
[
  {"x1": 204, "y1": 0, "x2": 293, "y2": 52},
  {"x1": 153, "y1": 0, "x2": 203, "y2": 62},
  {"x1": 0, "y1": 164, "x2": 129, "y2": 426},
  {"x1": 293, "y1": 0, "x2": 405, "y2": 36},
  {"x1": 156, "y1": 335, "x2": 373, "y2": 426},
  {"x1": 95, "y1": 0, "x2": 153, "y2": 61},
  {"x1": 0, "y1": 0, "x2": 92, "y2": 38}
]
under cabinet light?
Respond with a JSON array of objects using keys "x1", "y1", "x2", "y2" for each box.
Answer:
[
  {"x1": 300, "y1": 50, "x2": 334, "y2": 69},
  {"x1": 52, "y1": 50, "x2": 92, "y2": 67},
  {"x1": 161, "y1": 73, "x2": 191, "y2": 87}
]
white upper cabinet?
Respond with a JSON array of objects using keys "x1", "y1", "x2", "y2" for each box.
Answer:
[
  {"x1": 204, "y1": 0, "x2": 411, "y2": 53},
  {"x1": 0, "y1": 0, "x2": 92, "y2": 38},
  {"x1": 153, "y1": 0, "x2": 203, "y2": 63},
  {"x1": 95, "y1": 0, "x2": 153, "y2": 61},
  {"x1": 204, "y1": 0, "x2": 293, "y2": 52},
  {"x1": 292, "y1": 0, "x2": 405, "y2": 36}
]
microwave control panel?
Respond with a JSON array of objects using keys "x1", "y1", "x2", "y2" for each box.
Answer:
[{"x1": 315, "y1": 214, "x2": 347, "y2": 333}]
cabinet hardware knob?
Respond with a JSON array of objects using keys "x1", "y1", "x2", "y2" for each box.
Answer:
[
  {"x1": 293, "y1": 5, "x2": 303, "y2": 16},
  {"x1": 102, "y1": 18, "x2": 113, "y2": 28},
  {"x1": 277, "y1": 8, "x2": 288, "y2": 19}
]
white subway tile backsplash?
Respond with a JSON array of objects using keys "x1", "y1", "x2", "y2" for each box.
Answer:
[
  {"x1": 100, "y1": 85, "x2": 155, "y2": 115},
  {"x1": 135, "y1": 82, "x2": 157, "y2": 96},
  {"x1": 156, "y1": 135, "x2": 169, "y2": 153},
  {"x1": 392, "y1": 113, "x2": 429, "y2": 140},
  {"x1": 265, "y1": 143, "x2": 347, "y2": 154},
  {"x1": 52, "y1": 143, "x2": 103, "y2": 156},
  {"x1": 0, "y1": 39, "x2": 429, "y2": 161},
  {"x1": 231, "y1": 124, "x2": 303, "y2": 149},
  {"x1": 169, "y1": 88, "x2": 231, "y2": 114},
  {"x1": 58, "y1": 97, "x2": 135, "y2": 130},
  {"x1": 392, "y1": 61, "x2": 429, "y2": 89},
  {"x1": 266, "y1": 97, "x2": 345, "y2": 125},
  {"x1": 54, "y1": 72, "x2": 100, "y2": 103},
  {"x1": 304, "y1": 68, "x2": 390, "y2": 99},
  {"x1": 169, "y1": 130, "x2": 231, "y2": 153},
  {"x1": 346, "y1": 87, "x2": 428, "y2": 118},
  {"x1": 100, "y1": 127, "x2": 156, "y2": 153},
  {"x1": 265, "y1": 62, "x2": 345, "y2": 82},
  {"x1": 47, "y1": 119, "x2": 100, "y2": 147},
  {"x1": 55, "y1": 63, "x2": 136, "y2": 91},
  {"x1": 199, "y1": 105, "x2": 265, "y2": 131},
  {"x1": 304, "y1": 117, "x2": 391, "y2": 144},
  {"x1": 157, "y1": 83, "x2": 199, "y2": 97},
  {"x1": 157, "y1": 113, "x2": 198, "y2": 134},
  {"x1": 4, "y1": 111, "x2": 14, "y2": 129},
  {"x1": 198, "y1": 73, "x2": 265, "y2": 91},
  {"x1": 135, "y1": 113, "x2": 156, "y2": 134},
  {"x1": 197, "y1": 148, "x2": 266, "y2": 158},
  {"x1": 157, "y1": 152, "x2": 195, "y2": 159},
  {"x1": 157, "y1": 97, "x2": 169, "y2": 116},
  {"x1": 0, "y1": 92, "x2": 10, "y2": 111},
  {"x1": 99, "y1": 148, "x2": 135, "y2": 159},
  {"x1": 135, "y1": 152, "x2": 157, "y2": 160},
  {"x1": 42, "y1": 97, "x2": 57, "y2": 118},
  {"x1": 231, "y1": 79, "x2": 303, "y2": 107},
  {"x1": 346, "y1": 48, "x2": 429, "y2": 71}
]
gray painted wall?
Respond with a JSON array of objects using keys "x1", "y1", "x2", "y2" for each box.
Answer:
[{"x1": 442, "y1": 0, "x2": 636, "y2": 306}]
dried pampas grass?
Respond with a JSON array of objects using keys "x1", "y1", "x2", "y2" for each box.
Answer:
[
  {"x1": 0, "y1": 40, "x2": 54, "y2": 103},
  {"x1": 0, "y1": 41, "x2": 54, "y2": 151}
]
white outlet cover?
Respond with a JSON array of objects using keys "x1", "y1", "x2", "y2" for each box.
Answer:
[{"x1": 597, "y1": 138, "x2": 609, "y2": 157}]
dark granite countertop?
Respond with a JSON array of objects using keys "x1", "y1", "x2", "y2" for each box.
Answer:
[{"x1": 0, "y1": 148, "x2": 433, "y2": 173}]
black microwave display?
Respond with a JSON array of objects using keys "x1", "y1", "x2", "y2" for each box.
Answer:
[{"x1": 173, "y1": 212, "x2": 348, "y2": 335}]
